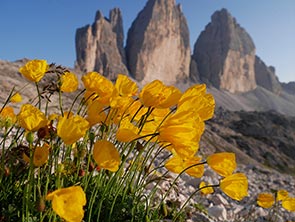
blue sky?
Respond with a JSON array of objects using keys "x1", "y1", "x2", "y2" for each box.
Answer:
[{"x1": 0, "y1": 0, "x2": 294, "y2": 83}]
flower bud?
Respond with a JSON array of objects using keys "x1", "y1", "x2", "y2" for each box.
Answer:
[
  {"x1": 78, "y1": 169, "x2": 85, "y2": 177},
  {"x1": 36, "y1": 197, "x2": 46, "y2": 212},
  {"x1": 26, "y1": 131, "x2": 34, "y2": 144}
]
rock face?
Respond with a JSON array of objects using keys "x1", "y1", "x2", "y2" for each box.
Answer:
[
  {"x1": 191, "y1": 8, "x2": 257, "y2": 93},
  {"x1": 75, "y1": 8, "x2": 128, "y2": 80},
  {"x1": 282, "y1": 81, "x2": 295, "y2": 95},
  {"x1": 255, "y1": 56, "x2": 282, "y2": 94},
  {"x1": 126, "y1": 0, "x2": 191, "y2": 85}
]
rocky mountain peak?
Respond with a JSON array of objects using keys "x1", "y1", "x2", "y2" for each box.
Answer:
[
  {"x1": 75, "y1": 8, "x2": 127, "y2": 80},
  {"x1": 191, "y1": 8, "x2": 257, "y2": 93},
  {"x1": 94, "y1": 10, "x2": 104, "y2": 21},
  {"x1": 126, "y1": 0, "x2": 191, "y2": 85}
]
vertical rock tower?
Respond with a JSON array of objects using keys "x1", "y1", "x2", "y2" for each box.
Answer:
[
  {"x1": 126, "y1": 0, "x2": 191, "y2": 85},
  {"x1": 191, "y1": 9, "x2": 257, "y2": 93},
  {"x1": 75, "y1": 8, "x2": 128, "y2": 80}
]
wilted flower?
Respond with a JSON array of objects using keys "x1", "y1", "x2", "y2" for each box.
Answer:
[
  {"x1": 282, "y1": 197, "x2": 295, "y2": 212},
  {"x1": 257, "y1": 193, "x2": 275, "y2": 208},
  {"x1": 139, "y1": 80, "x2": 182, "y2": 108},
  {"x1": 18, "y1": 104, "x2": 47, "y2": 131},
  {"x1": 23, "y1": 143, "x2": 50, "y2": 167},
  {"x1": 19, "y1": 59, "x2": 48, "y2": 82},
  {"x1": 220, "y1": 173, "x2": 248, "y2": 201},
  {"x1": 93, "y1": 140, "x2": 121, "y2": 172},
  {"x1": 199, "y1": 181, "x2": 214, "y2": 195},
  {"x1": 60, "y1": 72, "x2": 78, "y2": 93},
  {"x1": 165, "y1": 154, "x2": 204, "y2": 178},
  {"x1": 46, "y1": 186, "x2": 86, "y2": 222},
  {"x1": 10, "y1": 92, "x2": 22, "y2": 103},
  {"x1": 57, "y1": 114, "x2": 89, "y2": 145},
  {"x1": 207, "y1": 152, "x2": 236, "y2": 177},
  {"x1": 33, "y1": 143, "x2": 50, "y2": 167}
]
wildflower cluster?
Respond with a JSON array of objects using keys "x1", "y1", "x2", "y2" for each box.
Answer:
[
  {"x1": 1, "y1": 59, "x2": 248, "y2": 221},
  {"x1": 257, "y1": 189, "x2": 295, "y2": 212}
]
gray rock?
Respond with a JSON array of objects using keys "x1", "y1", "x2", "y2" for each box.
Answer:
[
  {"x1": 75, "y1": 9, "x2": 128, "y2": 80},
  {"x1": 192, "y1": 8, "x2": 257, "y2": 93},
  {"x1": 208, "y1": 204, "x2": 227, "y2": 220},
  {"x1": 126, "y1": 0, "x2": 191, "y2": 85},
  {"x1": 255, "y1": 55, "x2": 282, "y2": 94}
]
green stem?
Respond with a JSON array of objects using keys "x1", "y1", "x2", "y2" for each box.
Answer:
[
  {"x1": 35, "y1": 83, "x2": 41, "y2": 109},
  {"x1": 172, "y1": 184, "x2": 220, "y2": 221}
]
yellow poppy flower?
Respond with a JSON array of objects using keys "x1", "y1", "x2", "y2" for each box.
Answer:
[
  {"x1": 18, "y1": 104, "x2": 47, "y2": 131},
  {"x1": 115, "y1": 74, "x2": 138, "y2": 97},
  {"x1": 165, "y1": 154, "x2": 204, "y2": 178},
  {"x1": 139, "y1": 80, "x2": 182, "y2": 108},
  {"x1": 82, "y1": 72, "x2": 114, "y2": 105},
  {"x1": 60, "y1": 72, "x2": 78, "y2": 93},
  {"x1": 207, "y1": 152, "x2": 236, "y2": 177},
  {"x1": 282, "y1": 197, "x2": 295, "y2": 212},
  {"x1": 57, "y1": 114, "x2": 89, "y2": 145},
  {"x1": 0, "y1": 106, "x2": 17, "y2": 124},
  {"x1": 116, "y1": 118, "x2": 140, "y2": 142},
  {"x1": 158, "y1": 110, "x2": 204, "y2": 158},
  {"x1": 19, "y1": 59, "x2": 48, "y2": 82},
  {"x1": 199, "y1": 181, "x2": 214, "y2": 195},
  {"x1": 93, "y1": 140, "x2": 121, "y2": 172},
  {"x1": 177, "y1": 84, "x2": 215, "y2": 121},
  {"x1": 276, "y1": 189, "x2": 289, "y2": 201},
  {"x1": 86, "y1": 100, "x2": 106, "y2": 126},
  {"x1": 257, "y1": 193, "x2": 275, "y2": 208},
  {"x1": 46, "y1": 186, "x2": 86, "y2": 222},
  {"x1": 220, "y1": 173, "x2": 248, "y2": 201},
  {"x1": 10, "y1": 92, "x2": 22, "y2": 103}
]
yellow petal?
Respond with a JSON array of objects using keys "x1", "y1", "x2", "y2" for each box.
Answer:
[
  {"x1": 282, "y1": 197, "x2": 295, "y2": 212},
  {"x1": 93, "y1": 140, "x2": 121, "y2": 172},
  {"x1": 276, "y1": 189, "x2": 289, "y2": 201},
  {"x1": 60, "y1": 72, "x2": 78, "y2": 93},
  {"x1": 46, "y1": 186, "x2": 86, "y2": 222},
  {"x1": 257, "y1": 193, "x2": 275, "y2": 208},
  {"x1": 220, "y1": 173, "x2": 248, "y2": 201},
  {"x1": 18, "y1": 104, "x2": 47, "y2": 131},
  {"x1": 57, "y1": 114, "x2": 89, "y2": 145},
  {"x1": 10, "y1": 92, "x2": 22, "y2": 103},
  {"x1": 19, "y1": 59, "x2": 48, "y2": 82},
  {"x1": 207, "y1": 152, "x2": 236, "y2": 177},
  {"x1": 115, "y1": 74, "x2": 138, "y2": 97},
  {"x1": 199, "y1": 181, "x2": 214, "y2": 195}
]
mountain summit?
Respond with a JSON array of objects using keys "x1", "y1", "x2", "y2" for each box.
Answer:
[
  {"x1": 126, "y1": 0, "x2": 191, "y2": 85},
  {"x1": 191, "y1": 8, "x2": 257, "y2": 93}
]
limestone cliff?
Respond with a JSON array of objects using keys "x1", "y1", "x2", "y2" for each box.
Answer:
[
  {"x1": 126, "y1": 0, "x2": 191, "y2": 85},
  {"x1": 191, "y1": 8, "x2": 257, "y2": 93},
  {"x1": 255, "y1": 56, "x2": 282, "y2": 94},
  {"x1": 75, "y1": 9, "x2": 128, "y2": 80}
]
